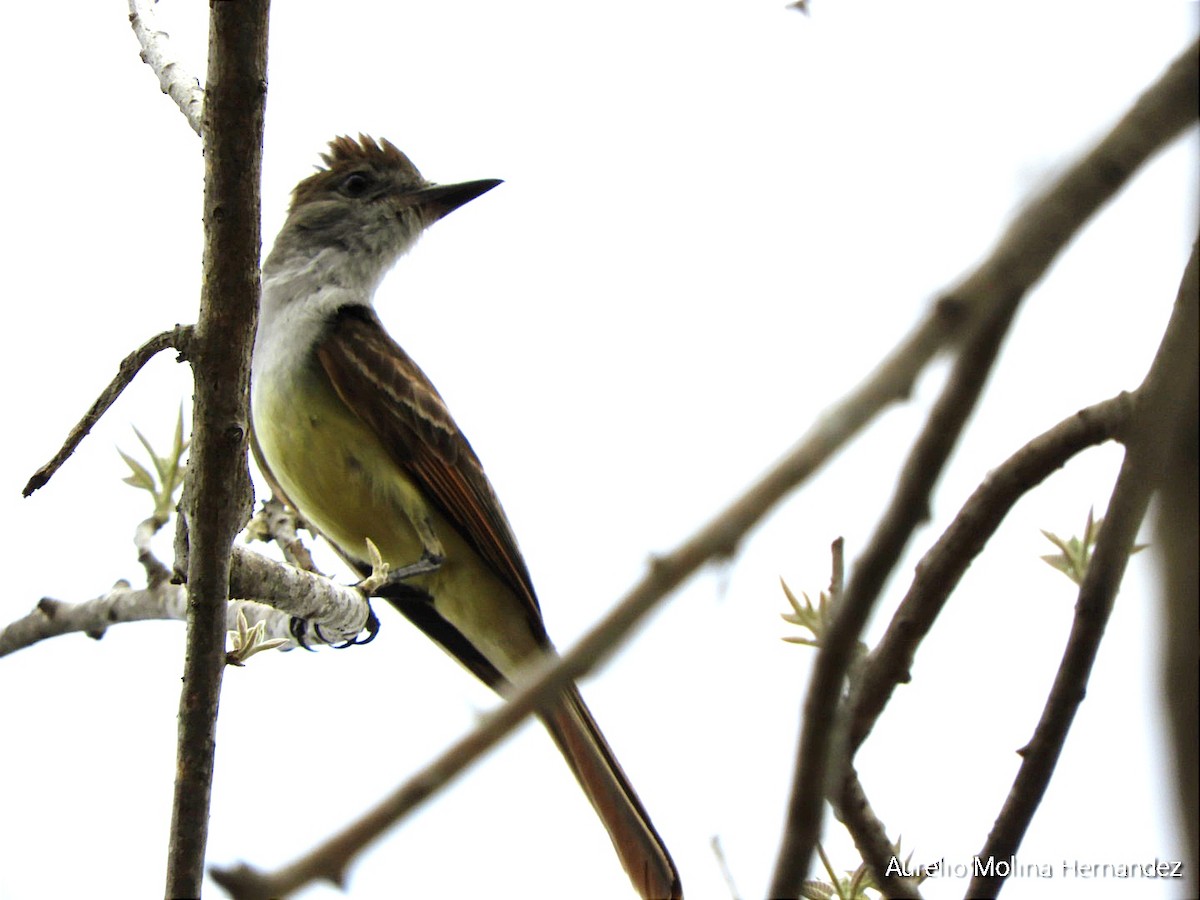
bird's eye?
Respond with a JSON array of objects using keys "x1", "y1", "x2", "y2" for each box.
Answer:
[{"x1": 341, "y1": 172, "x2": 371, "y2": 197}]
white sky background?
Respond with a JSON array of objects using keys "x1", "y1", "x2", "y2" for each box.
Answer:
[{"x1": 0, "y1": 2, "x2": 1196, "y2": 899}]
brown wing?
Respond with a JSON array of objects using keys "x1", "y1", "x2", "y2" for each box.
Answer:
[{"x1": 315, "y1": 304, "x2": 546, "y2": 638}]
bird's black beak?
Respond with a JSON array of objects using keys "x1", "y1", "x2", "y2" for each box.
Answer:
[{"x1": 414, "y1": 178, "x2": 503, "y2": 221}]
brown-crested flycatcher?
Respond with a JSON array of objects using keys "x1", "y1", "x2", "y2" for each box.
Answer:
[{"x1": 250, "y1": 135, "x2": 681, "y2": 899}]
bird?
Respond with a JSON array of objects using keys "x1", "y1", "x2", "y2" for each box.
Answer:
[{"x1": 250, "y1": 135, "x2": 681, "y2": 899}]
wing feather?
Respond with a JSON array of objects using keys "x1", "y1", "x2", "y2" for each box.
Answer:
[{"x1": 314, "y1": 305, "x2": 545, "y2": 635}]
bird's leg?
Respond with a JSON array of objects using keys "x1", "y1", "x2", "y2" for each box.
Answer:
[
  {"x1": 369, "y1": 547, "x2": 443, "y2": 599},
  {"x1": 361, "y1": 513, "x2": 445, "y2": 593},
  {"x1": 383, "y1": 548, "x2": 444, "y2": 583}
]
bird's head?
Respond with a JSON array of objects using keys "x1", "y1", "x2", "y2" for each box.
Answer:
[{"x1": 265, "y1": 135, "x2": 501, "y2": 286}]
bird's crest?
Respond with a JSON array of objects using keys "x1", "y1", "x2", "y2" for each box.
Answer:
[
  {"x1": 290, "y1": 135, "x2": 424, "y2": 209},
  {"x1": 319, "y1": 135, "x2": 417, "y2": 172}
]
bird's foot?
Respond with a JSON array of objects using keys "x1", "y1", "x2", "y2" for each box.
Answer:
[{"x1": 289, "y1": 603, "x2": 381, "y2": 650}]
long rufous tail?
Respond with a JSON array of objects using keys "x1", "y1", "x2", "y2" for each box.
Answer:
[{"x1": 540, "y1": 687, "x2": 682, "y2": 899}]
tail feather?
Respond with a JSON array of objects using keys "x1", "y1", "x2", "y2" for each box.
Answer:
[{"x1": 540, "y1": 687, "x2": 682, "y2": 900}]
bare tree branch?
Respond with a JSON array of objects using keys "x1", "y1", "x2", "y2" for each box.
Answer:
[
  {"x1": 816, "y1": 392, "x2": 1127, "y2": 894},
  {"x1": 1153, "y1": 254, "x2": 1200, "y2": 890},
  {"x1": 2, "y1": 588, "x2": 280, "y2": 658},
  {"x1": 165, "y1": 2, "x2": 270, "y2": 896},
  {"x1": 13, "y1": 470, "x2": 365, "y2": 657},
  {"x1": 845, "y1": 394, "x2": 1132, "y2": 753},
  {"x1": 247, "y1": 495, "x2": 322, "y2": 573},
  {"x1": 0, "y1": 545, "x2": 372, "y2": 659},
  {"x1": 12, "y1": 481, "x2": 370, "y2": 656},
  {"x1": 0, "y1": 583, "x2": 185, "y2": 654},
  {"x1": 776, "y1": 288, "x2": 1019, "y2": 897},
  {"x1": 229, "y1": 546, "x2": 368, "y2": 640},
  {"x1": 788, "y1": 391, "x2": 1131, "y2": 893},
  {"x1": 945, "y1": 37, "x2": 1197, "y2": 331},
  {"x1": 813, "y1": 541, "x2": 923, "y2": 899},
  {"x1": 128, "y1": 0, "x2": 204, "y2": 135},
  {"x1": 22, "y1": 325, "x2": 193, "y2": 497},
  {"x1": 969, "y1": 238, "x2": 1199, "y2": 897},
  {"x1": 768, "y1": 38, "x2": 1198, "y2": 897},
  {"x1": 709, "y1": 836, "x2": 743, "y2": 900},
  {"x1": 838, "y1": 767, "x2": 922, "y2": 900}
]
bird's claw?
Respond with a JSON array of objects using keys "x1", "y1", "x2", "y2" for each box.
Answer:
[{"x1": 289, "y1": 603, "x2": 381, "y2": 649}]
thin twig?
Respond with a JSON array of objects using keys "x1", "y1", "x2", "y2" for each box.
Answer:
[
  {"x1": 134, "y1": 512, "x2": 175, "y2": 589},
  {"x1": 22, "y1": 325, "x2": 193, "y2": 497},
  {"x1": 969, "y1": 239, "x2": 1199, "y2": 897},
  {"x1": 838, "y1": 767, "x2": 922, "y2": 900},
  {"x1": 709, "y1": 836, "x2": 743, "y2": 900},
  {"x1": 248, "y1": 495, "x2": 321, "y2": 573},
  {"x1": 128, "y1": 0, "x2": 205, "y2": 136},
  {"x1": 799, "y1": 540, "x2": 924, "y2": 898},
  {"x1": 164, "y1": 2, "x2": 270, "y2": 896},
  {"x1": 767, "y1": 38, "x2": 1198, "y2": 898},
  {"x1": 828, "y1": 536, "x2": 844, "y2": 609}
]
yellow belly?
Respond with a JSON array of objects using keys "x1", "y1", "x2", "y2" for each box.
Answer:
[{"x1": 252, "y1": 361, "x2": 545, "y2": 676}]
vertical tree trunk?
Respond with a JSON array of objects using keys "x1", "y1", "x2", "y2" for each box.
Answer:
[{"x1": 165, "y1": 3, "x2": 271, "y2": 897}]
